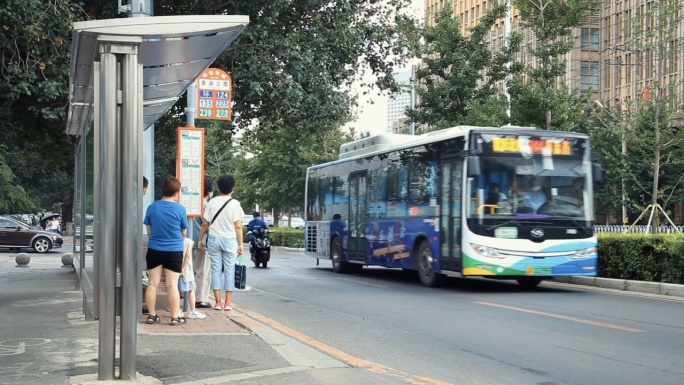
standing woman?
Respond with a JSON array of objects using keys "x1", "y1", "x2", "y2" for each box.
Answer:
[
  {"x1": 198, "y1": 175, "x2": 245, "y2": 311},
  {"x1": 143, "y1": 176, "x2": 189, "y2": 325}
]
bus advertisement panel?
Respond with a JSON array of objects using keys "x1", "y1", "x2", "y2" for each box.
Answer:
[{"x1": 304, "y1": 126, "x2": 601, "y2": 287}]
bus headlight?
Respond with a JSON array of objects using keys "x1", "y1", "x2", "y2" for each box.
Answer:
[
  {"x1": 571, "y1": 247, "x2": 597, "y2": 260},
  {"x1": 471, "y1": 244, "x2": 506, "y2": 259}
]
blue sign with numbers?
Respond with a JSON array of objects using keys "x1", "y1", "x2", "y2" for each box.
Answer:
[{"x1": 196, "y1": 68, "x2": 233, "y2": 120}]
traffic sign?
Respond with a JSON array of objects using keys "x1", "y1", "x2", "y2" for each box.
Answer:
[{"x1": 196, "y1": 68, "x2": 233, "y2": 120}]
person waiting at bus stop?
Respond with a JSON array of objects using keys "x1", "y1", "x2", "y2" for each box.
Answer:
[
  {"x1": 143, "y1": 176, "x2": 188, "y2": 325},
  {"x1": 247, "y1": 212, "x2": 267, "y2": 255}
]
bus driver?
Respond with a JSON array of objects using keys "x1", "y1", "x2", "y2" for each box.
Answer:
[{"x1": 514, "y1": 177, "x2": 547, "y2": 213}]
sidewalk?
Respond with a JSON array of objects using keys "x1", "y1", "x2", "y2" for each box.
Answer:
[{"x1": 0, "y1": 253, "x2": 410, "y2": 385}]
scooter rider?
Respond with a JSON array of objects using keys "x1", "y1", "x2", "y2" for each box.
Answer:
[{"x1": 247, "y1": 212, "x2": 267, "y2": 255}]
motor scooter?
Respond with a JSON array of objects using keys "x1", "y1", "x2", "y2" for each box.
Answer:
[{"x1": 248, "y1": 228, "x2": 271, "y2": 268}]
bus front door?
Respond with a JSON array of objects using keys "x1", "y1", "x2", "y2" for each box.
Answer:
[
  {"x1": 440, "y1": 160, "x2": 463, "y2": 271},
  {"x1": 348, "y1": 172, "x2": 367, "y2": 261}
]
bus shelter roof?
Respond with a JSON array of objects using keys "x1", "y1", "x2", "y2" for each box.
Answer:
[{"x1": 66, "y1": 15, "x2": 249, "y2": 136}]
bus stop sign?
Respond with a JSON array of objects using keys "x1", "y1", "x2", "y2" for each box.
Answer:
[{"x1": 196, "y1": 68, "x2": 233, "y2": 120}]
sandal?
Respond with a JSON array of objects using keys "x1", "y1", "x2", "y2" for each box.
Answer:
[
  {"x1": 170, "y1": 317, "x2": 186, "y2": 326},
  {"x1": 146, "y1": 314, "x2": 161, "y2": 324}
]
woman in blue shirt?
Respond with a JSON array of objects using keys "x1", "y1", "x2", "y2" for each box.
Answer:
[{"x1": 143, "y1": 176, "x2": 189, "y2": 325}]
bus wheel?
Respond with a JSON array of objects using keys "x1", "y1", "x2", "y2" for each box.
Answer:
[
  {"x1": 516, "y1": 278, "x2": 542, "y2": 288},
  {"x1": 331, "y1": 237, "x2": 347, "y2": 274},
  {"x1": 417, "y1": 241, "x2": 445, "y2": 287}
]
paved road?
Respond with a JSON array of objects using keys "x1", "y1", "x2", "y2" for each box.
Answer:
[{"x1": 237, "y1": 251, "x2": 684, "y2": 385}]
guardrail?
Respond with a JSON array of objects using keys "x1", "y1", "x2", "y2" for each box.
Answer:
[{"x1": 594, "y1": 225, "x2": 684, "y2": 234}]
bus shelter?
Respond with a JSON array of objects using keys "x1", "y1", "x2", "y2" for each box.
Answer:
[{"x1": 66, "y1": 15, "x2": 248, "y2": 380}]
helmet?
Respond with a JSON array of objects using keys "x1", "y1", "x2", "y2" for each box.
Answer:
[{"x1": 253, "y1": 212, "x2": 260, "y2": 217}]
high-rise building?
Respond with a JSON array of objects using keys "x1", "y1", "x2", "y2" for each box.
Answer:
[
  {"x1": 424, "y1": 0, "x2": 683, "y2": 112},
  {"x1": 386, "y1": 69, "x2": 414, "y2": 133}
]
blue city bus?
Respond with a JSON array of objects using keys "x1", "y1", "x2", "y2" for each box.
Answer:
[{"x1": 304, "y1": 126, "x2": 602, "y2": 287}]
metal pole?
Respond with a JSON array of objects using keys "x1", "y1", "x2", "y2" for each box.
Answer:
[
  {"x1": 97, "y1": 42, "x2": 118, "y2": 381},
  {"x1": 409, "y1": 79, "x2": 415, "y2": 135},
  {"x1": 504, "y1": 0, "x2": 511, "y2": 123},
  {"x1": 93, "y1": 61, "x2": 101, "y2": 321},
  {"x1": 80, "y1": 131, "x2": 87, "y2": 285},
  {"x1": 187, "y1": 81, "x2": 197, "y2": 127},
  {"x1": 185, "y1": 81, "x2": 197, "y2": 245},
  {"x1": 120, "y1": 43, "x2": 141, "y2": 381},
  {"x1": 621, "y1": 134, "x2": 627, "y2": 226}
]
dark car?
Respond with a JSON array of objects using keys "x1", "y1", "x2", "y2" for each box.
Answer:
[{"x1": 0, "y1": 216, "x2": 63, "y2": 253}]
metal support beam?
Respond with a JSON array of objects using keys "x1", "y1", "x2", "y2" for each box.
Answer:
[
  {"x1": 119, "y1": 44, "x2": 141, "y2": 381},
  {"x1": 97, "y1": 45, "x2": 118, "y2": 381}
]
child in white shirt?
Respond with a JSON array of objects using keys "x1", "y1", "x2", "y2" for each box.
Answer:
[{"x1": 180, "y1": 237, "x2": 207, "y2": 319}]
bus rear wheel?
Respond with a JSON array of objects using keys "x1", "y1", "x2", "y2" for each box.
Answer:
[{"x1": 416, "y1": 241, "x2": 445, "y2": 287}]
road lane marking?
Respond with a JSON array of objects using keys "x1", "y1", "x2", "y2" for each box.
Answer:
[
  {"x1": 338, "y1": 277, "x2": 388, "y2": 288},
  {"x1": 237, "y1": 306, "x2": 452, "y2": 385},
  {"x1": 474, "y1": 301, "x2": 645, "y2": 333}
]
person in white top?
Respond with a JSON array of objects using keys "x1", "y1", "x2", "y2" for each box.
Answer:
[
  {"x1": 47, "y1": 217, "x2": 62, "y2": 234},
  {"x1": 198, "y1": 175, "x2": 245, "y2": 311},
  {"x1": 193, "y1": 179, "x2": 214, "y2": 309},
  {"x1": 179, "y1": 237, "x2": 207, "y2": 319}
]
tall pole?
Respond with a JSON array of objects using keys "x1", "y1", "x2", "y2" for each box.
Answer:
[
  {"x1": 503, "y1": 0, "x2": 511, "y2": 123},
  {"x1": 184, "y1": 80, "x2": 197, "y2": 314},
  {"x1": 409, "y1": 78, "x2": 415, "y2": 135},
  {"x1": 120, "y1": 41, "x2": 141, "y2": 381},
  {"x1": 187, "y1": 82, "x2": 197, "y2": 127},
  {"x1": 131, "y1": 0, "x2": 154, "y2": 240},
  {"x1": 621, "y1": 128, "x2": 627, "y2": 227},
  {"x1": 97, "y1": 41, "x2": 118, "y2": 381}
]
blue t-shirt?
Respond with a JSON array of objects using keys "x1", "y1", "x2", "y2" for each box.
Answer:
[
  {"x1": 143, "y1": 200, "x2": 188, "y2": 252},
  {"x1": 248, "y1": 218, "x2": 267, "y2": 231}
]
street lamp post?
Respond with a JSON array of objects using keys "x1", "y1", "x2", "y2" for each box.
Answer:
[{"x1": 409, "y1": 79, "x2": 415, "y2": 135}]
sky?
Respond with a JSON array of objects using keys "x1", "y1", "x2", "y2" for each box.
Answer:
[{"x1": 343, "y1": 0, "x2": 425, "y2": 136}]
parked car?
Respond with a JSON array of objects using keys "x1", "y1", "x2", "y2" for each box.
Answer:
[
  {"x1": 0, "y1": 216, "x2": 63, "y2": 253},
  {"x1": 278, "y1": 217, "x2": 305, "y2": 229}
]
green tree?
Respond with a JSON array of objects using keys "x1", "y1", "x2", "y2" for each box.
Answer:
[
  {"x1": 88, "y1": 0, "x2": 420, "y2": 198},
  {"x1": 203, "y1": 121, "x2": 240, "y2": 182},
  {"x1": 0, "y1": 0, "x2": 86, "y2": 212},
  {"x1": 241, "y1": 119, "x2": 348, "y2": 224},
  {"x1": 586, "y1": 1, "x2": 684, "y2": 228},
  {"x1": 0, "y1": 152, "x2": 35, "y2": 214},
  {"x1": 512, "y1": 0, "x2": 601, "y2": 129},
  {"x1": 620, "y1": 0, "x2": 684, "y2": 224},
  {"x1": 129, "y1": 0, "x2": 420, "y2": 135},
  {"x1": 409, "y1": 4, "x2": 522, "y2": 130}
]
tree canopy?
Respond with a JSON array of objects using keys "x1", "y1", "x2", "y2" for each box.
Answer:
[
  {"x1": 0, "y1": 0, "x2": 85, "y2": 212},
  {"x1": 409, "y1": 3, "x2": 521, "y2": 130}
]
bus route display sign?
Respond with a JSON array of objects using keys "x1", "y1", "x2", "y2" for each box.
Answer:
[
  {"x1": 196, "y1": 68, "x2": 233, "y2": 120},
  {"x1": 176, "y1": 126, "x2": 205, "y2": 217},
  {"x1": 490, "y1": 137, "x2": 573, "y2": 156}
]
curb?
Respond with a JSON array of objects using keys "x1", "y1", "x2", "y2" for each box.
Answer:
[
  {"x1": 552, "y1": 276, "x2": 684, "y2": 297},
  {"x1": 272, "y1": 246, "x2": 305, "y2": 253}
]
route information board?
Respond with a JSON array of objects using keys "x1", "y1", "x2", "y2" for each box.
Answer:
[
  {"x1": 176, "y1": 126, "x2": 205, "y2": 216},
  {"x1": 196, "y1": 68, "x2": 233, "y2": 120}
]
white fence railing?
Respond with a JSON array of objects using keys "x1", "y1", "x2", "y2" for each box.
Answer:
[{"x1": 594, "y1": 225, "x2": 684, "y2": 234}]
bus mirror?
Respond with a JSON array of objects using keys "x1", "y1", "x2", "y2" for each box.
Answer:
[
  {"x1": 467, "y1": 156, "x2": 481, "y2": 177},
  {"x1": 592, "y1": 163, "x2": 603, "y2": 183}
]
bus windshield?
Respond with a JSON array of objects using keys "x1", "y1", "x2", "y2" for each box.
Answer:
[{"x1": 466, "y1": 133, "x2": 593, "y2": 237}]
